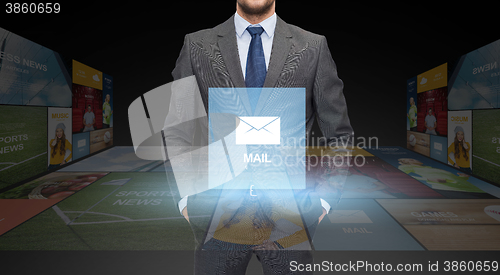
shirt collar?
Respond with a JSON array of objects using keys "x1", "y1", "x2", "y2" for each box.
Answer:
[{"x1": 234, "y1": 12, "x2": 277, "y2": 38}]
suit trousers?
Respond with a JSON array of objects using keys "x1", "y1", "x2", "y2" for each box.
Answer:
[{"x1": 194, "y1": 238, "x2": 313, "y2": 275}]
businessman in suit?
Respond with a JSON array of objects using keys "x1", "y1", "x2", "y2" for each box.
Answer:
[{"x1": 167, "y1": 0, "x2": 353, "y2": 273}]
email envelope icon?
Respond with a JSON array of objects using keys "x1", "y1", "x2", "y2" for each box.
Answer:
[{"x1": 236, "y1": 116, "x2": 280, "y2": 145}]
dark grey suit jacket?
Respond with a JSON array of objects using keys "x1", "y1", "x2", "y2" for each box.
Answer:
[
  {"x1": 171, "y1": 14, "x2": 353, "y2": 247},
  {"x1": 172, "y1": 14, "x2": 353, "y2": 141}
]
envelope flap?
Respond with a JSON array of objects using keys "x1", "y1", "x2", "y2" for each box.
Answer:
[{"x1": 239, "y1": 116, "x2": 279, "y2": 130}]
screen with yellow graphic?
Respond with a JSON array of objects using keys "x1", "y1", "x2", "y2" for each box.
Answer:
[
  {"x1": 417, "y1": 63, "x2": 447, "y2": 93},
  {"x1": 72, "y1": 60, "x2": 103, "y2": 90}
]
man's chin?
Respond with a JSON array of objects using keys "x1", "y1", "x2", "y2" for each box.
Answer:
[{"x1": 237, "y1": 0, "x2": 275, "y2": 16}]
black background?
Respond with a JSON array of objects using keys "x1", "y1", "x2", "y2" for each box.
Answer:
[
  {"x1": 2, "y1": 2, "x2": 498, "y2": 148},
  {"x1": 1, "y1": 2, "x2": 499, "y2": 274}
]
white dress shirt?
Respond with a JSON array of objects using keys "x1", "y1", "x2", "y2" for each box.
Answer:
[{"x1": 234, "y1": 11, "x2": 276, "y2": 78}]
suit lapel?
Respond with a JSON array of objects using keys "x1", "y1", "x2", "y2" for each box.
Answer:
[
  {"x1": 216, "y1": 16, "x2": 252, "y2": 115},
  {"x1": 255, "y1": 16, "x2": 293, "y2": 115},
  {"x1": 217, "y1": 15, "x2": 246, "y2": 88},
  {"x1": 263, "y1": 16, "x2": 293, "y2": 88}
]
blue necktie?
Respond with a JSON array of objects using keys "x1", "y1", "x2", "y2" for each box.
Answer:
[{"x1": 245, "y1": 26, "x2": 266, "y2": 114}]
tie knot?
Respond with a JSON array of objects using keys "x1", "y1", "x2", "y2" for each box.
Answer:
[{"x1": 247, "y1": 26, "x2": 264, "y2": 37}]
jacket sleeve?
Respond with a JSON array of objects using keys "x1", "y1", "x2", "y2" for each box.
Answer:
[
  {"x1": 172, "y1": 34, "x2": 194, "y2": 81},
  {"x1": 313, "y1": 36, "x2": 354, "y2": 146}
]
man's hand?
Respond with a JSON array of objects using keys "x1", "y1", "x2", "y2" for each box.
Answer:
[
  {"x1": 318, "y1": 207, "x2": 327, "y2": 224},
  {"x1": 182, "y1": 207, "x2": 189, "y2": 223}
]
